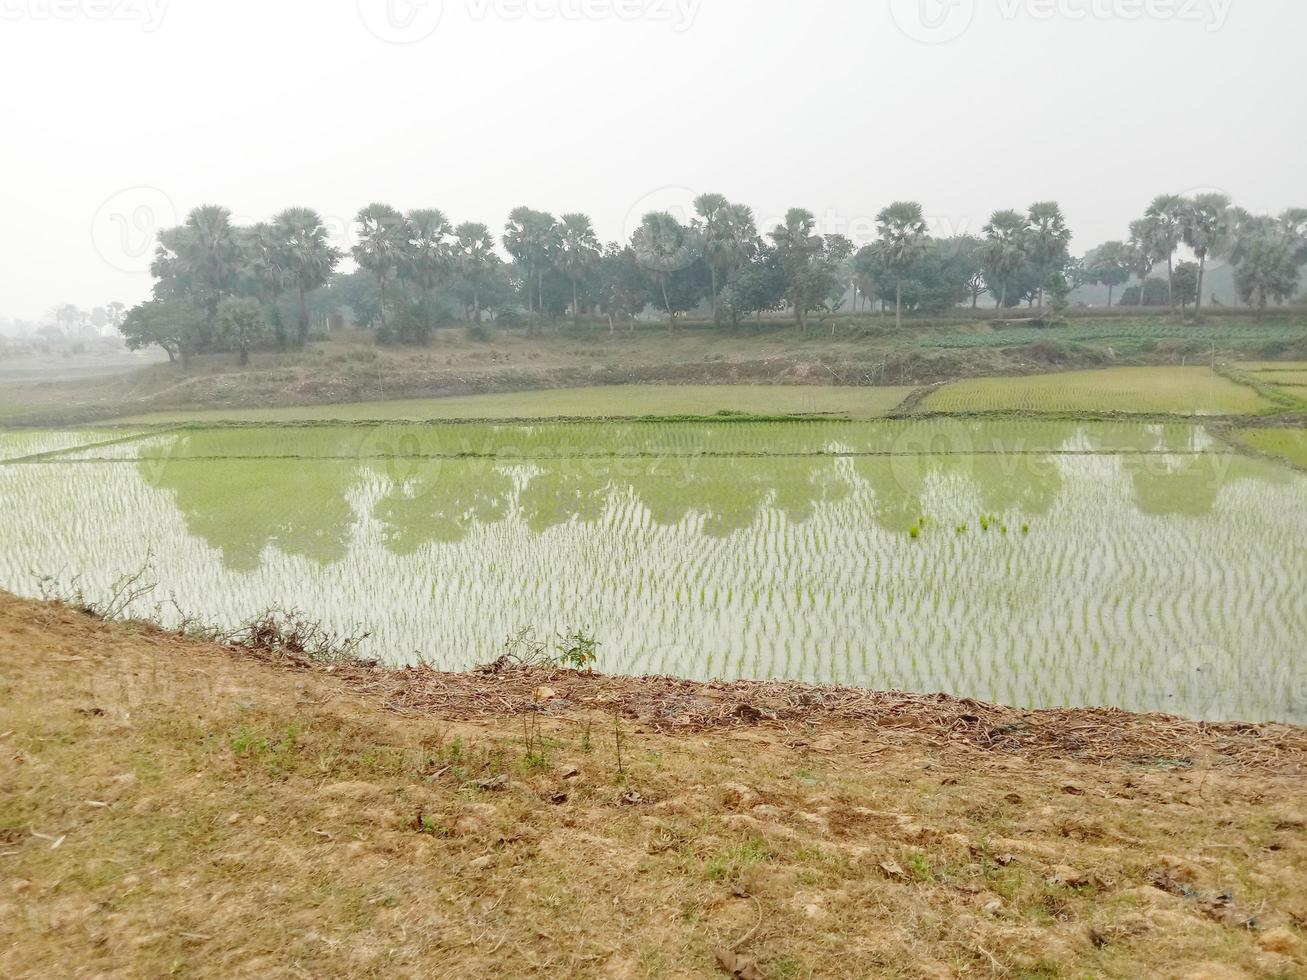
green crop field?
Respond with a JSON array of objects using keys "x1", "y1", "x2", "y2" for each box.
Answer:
[
  {"x1": 1239, "y1": 427, "x2": 1307, "y2": 470},
  {"x1": 924, "y1": 320, "x2": 1307, "y2": 351},
  {"x1": 112, "y1": 385, "x2": 916, "y2": 426},
  {"x1": 923, "y1": 367, "x2": 1270, "y2": 415},
  {"x1": 2, "y1": 415, "x2": 1304, "y2": 722}
]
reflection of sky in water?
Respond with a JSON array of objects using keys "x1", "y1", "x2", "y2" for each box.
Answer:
[{"x1": 1, "y1": 421, "x2": 1304, "y2": 724}]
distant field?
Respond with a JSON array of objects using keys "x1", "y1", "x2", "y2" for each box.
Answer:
[
  {"x1": 925, "y1": 320, "x2": 1307, "y2": 351},
  {"x1": 1239, "y1": 361, "x2": 1307, "y2": 373},
  {"x1": 1239, "y1": 428, "x2": 1307, "y2": 469},
  {"x1": 110, "y1": 385, "x2": 916, "y2": 425},
  {"x1": 923, "y1": 367, "x2": 1271, "y2": 415}
]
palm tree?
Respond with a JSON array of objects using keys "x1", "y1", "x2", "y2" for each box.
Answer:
[
  {"x1": 871, "y1": 201, "x2": 930, "y2": 330},
  {"x1": 1026, "y1": 201, "x2": 1071, "y2": 312},
  {"x1": 980, "y1": 210, "x2": 1031, "y2": 310},
  {"x1": 502, "y1": 208, "x2": 559, "y2": 334},
  {"x1": 276, "y1": 208, "x2": 342, "y2": 344},
  {"x1": 404, "y1": 208, "x2": 453, "y2": 309},
  {"x1": 1181, "y1": 193, "x2": 1232, "y2": 312},
  {"x1": 556, "y1": 213, "x2": 601, "y2": 328},
  {"x1": 1127, "y1": 218, "x2": 1159, "y2": 306},
  {"x1": 352, "y1": 204, "x2": 407, "y2": 330},
  {"x1": 718, "y1": 203, "x2": 760, "y2": 325},
  {"x1": 454, "y1": 222, "x2": 496, "y2": 323},
  {"x1": 1143, "y1": 194, "x2": 1187, "y2": 309},
  {"x1": 768, "y1": 208, "x2": 823, "y2": 330},
  {"x1": 694, "y1": 193, "x2": 730, "y2": 325},
  {"x1": 632, "y1": 211, "x2": 700, "y2": 331}
]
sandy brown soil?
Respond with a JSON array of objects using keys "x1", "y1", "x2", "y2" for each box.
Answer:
[{"x1": 1, "y1": 592, "x2": 1305, "y2": 978}]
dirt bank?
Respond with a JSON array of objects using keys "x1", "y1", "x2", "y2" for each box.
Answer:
[{"x1": 1, "y1": 593, "x2": 1305, "y2": 978}]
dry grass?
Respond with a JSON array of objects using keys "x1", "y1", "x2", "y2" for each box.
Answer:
[{"x1": 2, "y1": 592, "x2": 1305, "y2": 979}]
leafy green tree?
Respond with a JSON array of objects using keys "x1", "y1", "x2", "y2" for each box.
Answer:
[
  {"x1": 1172, "y1": 261, "x2": 1200, "y2": 311},
  {"x1": 215, "y1": 295, "x2": 267, "y2": 366},
  {"x1": 153, "y1": 205, "x2": 241, "y2": 351},
  {"x1": 276, "y1": 208, "x2": 342, "y2": 346},
  {"x1": 1180, "y1": 194, "x2": 1232, "y2": 312},
  {"x1": 767, "y1": 211, "x2": 854, "y2": 330},
  {"x1": 1229, "y1": 213, "x2": 1302, "y2": 308},
  {"x1": 632, "y1": 211, "x2": 703, "y2": 329},
  {"x1": 980, "y1": 210, "x2": 1031, "y2": 309},
  {"x1": 1142, "y1": 194, "x2": 1187, "y2": 308},
  {"x1": 352, "y1": 203, "x2": 408, "y2": 331},
  {"x1": 594, "y1": 244, "x2": 653, "y2": 332},
  {"x1": 871, "y1": 201, "x2": 930, "y2": 329},
  {"x1": 1083, "y1": 241, "x2": 1132, "y2": 307},
  {"x1": 722, "y1": 246, "x2": 788, "y2": 325},
  {"x1": 556, "y1": 213, "x2": 601, "y2": 328},
  {"x1": 120, "y1": 297, "x2": 206, "y2": 367},
  {"x1": 1026, "y1": 201, "x2": 1072, "y2": 311}
]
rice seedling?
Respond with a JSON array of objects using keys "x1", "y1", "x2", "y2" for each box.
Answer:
[{"x1": 0, "y1": 418, "x2": 1303, "y2": 724}]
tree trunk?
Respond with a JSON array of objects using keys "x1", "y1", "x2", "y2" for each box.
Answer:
[
  {"x1": 538, "y1": 270, "x2": 546, "y2": 333},
  {"x1": 474, "y1": 290, "x2": 481, "y2": 324},
  {"x1": 378, "y1": 276, "x2": 387, "y2": 328},
  {"x1": 710, "y1": 267, "x2": 719, "y2": 327},
  {"x1": 971, "y1": 289, "x2": 978, "y2": 310},
  {"x1": 1195, "y1": 253, "x2": 1206, "y2": 312},
  {"x1": 661, "y1": 280, "x2": 673, "y2": 333},
  {"x1": 1167, "y1": 255, "x2": 1175, "y2": 310},
  {"x1": 297, "y1": 285, "x2": 309, "y2": 346},
  {"x1": 1107, "y1": 284, "x2": 1114, "y2": 308},
  {"x1": 895, "y1": 278, "x2": 902, "y2": 331},
  {"x1": 572, "y1": 279, "x2": 580, "y2": 329}
]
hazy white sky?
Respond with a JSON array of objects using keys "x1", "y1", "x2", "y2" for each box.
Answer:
[{"x1": 1, "y1": 0, "x2": 1302, "y2": 320}]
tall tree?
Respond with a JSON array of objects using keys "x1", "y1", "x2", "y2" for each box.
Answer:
[
  {"x1": 1126, "y1": 219, "x2": 1159, "y2": 306},
  {"x1": 1083, "y1": 241, "x2": 1131, "y2": 307},
  {"x1": 556, "y1": 212, "x2": 601, "y2": 328},
  {"x1": 502, "y1": 208, "x2": 560, "y2": 334},
  {"x1": 980, "y1": 210, "x2": 1031, "y2": 309},
  {"x1": 1026, "y1": 201, "x2": 1072, "y2": 311},
  {"x1": 1142, "y1": 194, "x2": 1187, "y2": 309},
  {"x1": 871, "y1": 201, "x2": 930, "y2": 330},
  {"x1": 352, "y1": 204, "x2": 407, "y2": 331},
  {"x1": 215, "y1": 296, "x2": 267, "y2": 366},
  {"x1": 768, "y1": 208, "x2": 824, "y2": 330},
  {"x1": 153, "y1": 205, "x2": 241, "y2": 351},
  {"x1": 276, "y1": 208, "x2": 342, "y2": 345},
  {"x1": 694, "y1": 193, "x2": 731, "y2": 325},
  {"x1": 1180, "y1": 193, "x2": 1232, "y2": 312},
  {"x1": 632, "y1": 211, "x2": 702, "y2": 330},
  {"x1": 453, "y1": 222, "x2": 497, "y2": 323}
]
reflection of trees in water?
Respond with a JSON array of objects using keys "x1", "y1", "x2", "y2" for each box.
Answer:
[
  {"x1": 138, "y1": 422, "x2": 1294, "y2": 568},
  {"x1": 1127, "y1": 454, "x2": 1290, "y2": 517},
  {"x1": 140, "y1": 449, "x2": 357, "y2": 571},
  {"x1": 855, "y1": 453, "x2": 1063, "y2": 533},
  {"x1": 371, "y1": 456, "x2": 514, "y2": 552}
]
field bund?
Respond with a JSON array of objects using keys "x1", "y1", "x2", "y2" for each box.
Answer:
[{"x1": 3, "y1": 412, "x2": 1305, "y2": 724}]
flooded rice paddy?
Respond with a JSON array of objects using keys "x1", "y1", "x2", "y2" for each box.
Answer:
[{"x1": 2, "y1": 418, "x2": 1304, "y2": 723}]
